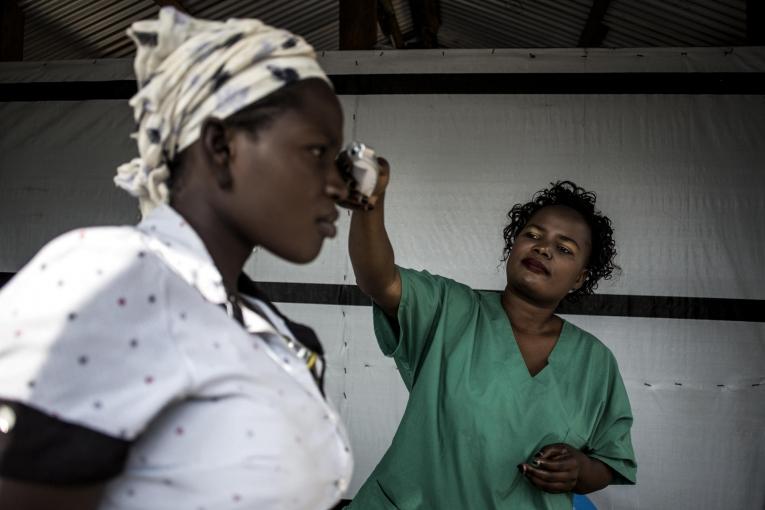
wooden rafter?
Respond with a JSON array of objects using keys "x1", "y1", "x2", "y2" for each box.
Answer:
[
  {"x1": 153, "y1": 0, "x2": 188, "y2": 13},
  {"x1": 339, "y1": 0, "x2": 377, "y2": 50},
  {"x1": 578, "y1": 0, "x2": 613, "y2": 47},
  {"x1": 409, "y1": 0, "x2": 440, "y2": 49},
  {"x1": 747, "y1": 0, "x2": 765, "y2": 44},
  {"x1": 377, "y1": 0, "x2": 404, "y2": 48},
  {"x1": 0, "y1": 0, "x2": 24, "y2": 61}
]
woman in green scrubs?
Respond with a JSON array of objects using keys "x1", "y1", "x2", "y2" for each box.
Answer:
[{"x1": 346, "y1": 170, "x2": 636, "y2": 510}]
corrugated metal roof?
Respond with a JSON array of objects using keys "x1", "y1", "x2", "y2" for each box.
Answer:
[
  {"x1": 12, "y1": 0, "x2": 753, "y2": 61},
  {"x1": 603, "y1": 0, "x2": 747, "y2": 47},
  {"x1": 184, "y1": 0, "x2": 339, "y2": 51},
  {"x1": 19, "y1": 0, "x2": 157, "y2": 60},
  {"x1": 439, "y1": 0, "x2": 592, "y2": 48}
]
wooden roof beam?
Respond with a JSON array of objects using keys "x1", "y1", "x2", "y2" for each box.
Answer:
[
  {"x1": 378, "y1": 0, "x2": 405, "y2": 48},
  {"x1": 340, "y1": 0, "x2": 378, "y2": 50},
  {"x1": 578, "y1": 0, "x2": 613, "y2": 47},
  {"x1": 747, "y1": 0, "x2": 765, "y2": 44},
  {"x1": 409, "y1": 0, "x2": 441, "y2": 49},
  {"x1": 0, "y1": 0, "x2": 24, "y2": 61}
]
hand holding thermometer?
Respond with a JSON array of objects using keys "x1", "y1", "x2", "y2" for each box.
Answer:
[{"x1": 335, "y1": 141, "x2": 381, "y2": 210}]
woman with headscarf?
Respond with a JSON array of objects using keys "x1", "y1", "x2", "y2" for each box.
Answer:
[{"x1": 0, "y1": 8, "x2": 352, "y2": 510}]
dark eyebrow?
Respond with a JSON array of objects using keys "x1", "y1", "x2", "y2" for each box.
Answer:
[
  {"x1": 526, "y1": 223, "x2": 581, "y2": 250},
  {"x1": 558, "y1": 235, "x2": 580, "y2": 250},
  {"x1": 525, "y1": 223, "x2": 545, "y2": 232}
]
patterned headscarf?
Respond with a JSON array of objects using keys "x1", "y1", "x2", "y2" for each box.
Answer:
[{"x1": 115, "y1": 7, "x2": 331, "y2": 217}]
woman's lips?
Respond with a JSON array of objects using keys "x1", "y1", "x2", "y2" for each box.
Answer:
[
  {"x1": 521, "y1": 258, "x2": 549, "y2": 275},
  {"x1": 317, "y1": 211, "x2": 339, "y2": 238},
  {"x1": 317, "y1": 219, "x2": 337, "y2": 238}
]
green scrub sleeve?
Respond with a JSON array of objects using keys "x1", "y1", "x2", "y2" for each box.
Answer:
[
  {"x1": 372, "y1": 267, "x2": 447, "y2": 390},
  {"x1": 588, "y1": 362, "x2": 638, "y2": 485}
]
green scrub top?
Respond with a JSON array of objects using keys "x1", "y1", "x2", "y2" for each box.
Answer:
[{"x1": 349, "y1": 268, "x2": 636, "y2": 510}]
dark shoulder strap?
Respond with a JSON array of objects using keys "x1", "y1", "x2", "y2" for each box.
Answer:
[{"x1": 237, "y1": 274, "x2": 324, "y2": 356}]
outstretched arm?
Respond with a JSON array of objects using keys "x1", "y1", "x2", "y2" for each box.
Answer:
[{"x1": 348, "y1": 158, "x2": 401, "y2": 317}]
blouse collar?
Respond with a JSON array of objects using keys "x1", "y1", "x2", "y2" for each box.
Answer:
[
  {"x1": 137, "y1": 205, "x2": 283, "y2": 338},
  {"x1": 137, "y1": 204, "x2": 228, "y2": 305}
]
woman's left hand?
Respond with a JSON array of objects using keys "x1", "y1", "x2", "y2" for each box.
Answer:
[{"x1": 519, "y1": 443, "x2": 583, "y2": 494}]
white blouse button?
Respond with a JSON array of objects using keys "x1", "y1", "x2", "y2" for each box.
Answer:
[{"x1": 335, "y1": 478, "x2": 348, "y2": 492}]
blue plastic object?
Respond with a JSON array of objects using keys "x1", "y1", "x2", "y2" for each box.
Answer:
[{"x1": 573, "y1": 494, "x2": 597, "y2": 510}]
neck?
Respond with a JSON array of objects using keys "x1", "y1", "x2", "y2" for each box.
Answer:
[
  {"x1": 172, "y1": 201, "x2": 252, "y2": 296},
  {"x1": 500, "y1": 287, "x2": 560, "y2": 336}
]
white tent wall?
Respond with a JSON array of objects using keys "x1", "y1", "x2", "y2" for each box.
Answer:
[{"x1": 1, "y1": 49, "x2": 764, "y2": 509}]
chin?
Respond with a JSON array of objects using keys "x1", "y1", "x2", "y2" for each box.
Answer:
[
  {"x1": 282, "y1": 243, "x2": 323, "y2": 264},
  {"x1": 509, "y1": 280, "x2": 552, "y2": 304}
]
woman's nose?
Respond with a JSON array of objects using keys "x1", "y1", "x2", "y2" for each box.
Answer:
[
  {"x1": 533, "y1": 244, "x2": 552, "y2": 259},
  {"x1": 325, "y1": 162, "x2": 350, "y2": 202}
]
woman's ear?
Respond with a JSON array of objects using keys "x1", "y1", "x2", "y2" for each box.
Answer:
[
  {"x1": 572, "y1": 268, "x2": 588, "y2": 291},
  {"x1": 200, "y1": 117, "x2": 234, "y2": 189}
]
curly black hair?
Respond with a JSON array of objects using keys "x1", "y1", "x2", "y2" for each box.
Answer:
[{"x1": 502, "y1": 180, "x2": 618, "y2": 301}]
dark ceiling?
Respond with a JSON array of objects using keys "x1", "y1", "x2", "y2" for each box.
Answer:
[{"x1": 0, "y1": 0, "x2": 762, "y2": 62}]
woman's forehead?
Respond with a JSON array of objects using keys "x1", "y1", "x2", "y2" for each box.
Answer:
[
  {"x1": 287, "y1": 82, "x2": 343, "y2": 133},
  {"x1": 526, "y1": 205, "x2": 591, "y2": 241}
]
